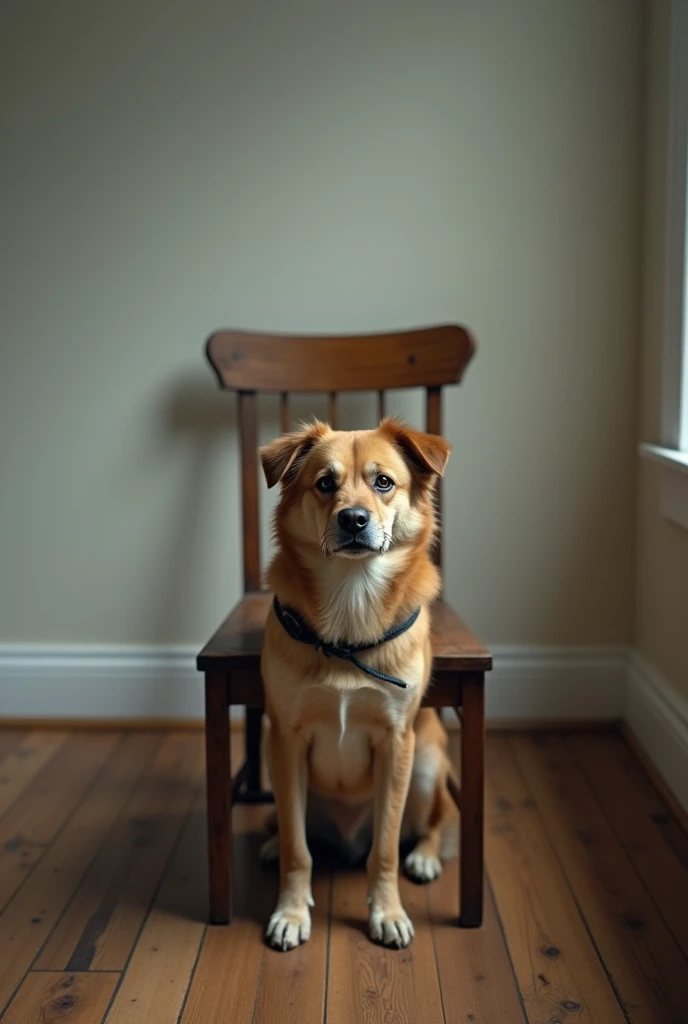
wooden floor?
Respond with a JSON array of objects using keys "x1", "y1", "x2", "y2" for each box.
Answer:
[{"x1": 0, "y1": 729, "x2": 687, "y2": 1024}]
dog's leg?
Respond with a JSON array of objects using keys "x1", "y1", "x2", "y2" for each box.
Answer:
[
  {"x1": 265, "y1": 726, "x2": 313, "y2": 951},
  {"x1": 404, "y1": 743, "x2": 457, "y2": 883},
  {"x1": 367, "y1": 727, "x2": 416, "y2": 948}
]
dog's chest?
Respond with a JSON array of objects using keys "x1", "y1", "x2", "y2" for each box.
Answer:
[{"x1": 304, "y1": 688, "x2": 399, "y2": 797}]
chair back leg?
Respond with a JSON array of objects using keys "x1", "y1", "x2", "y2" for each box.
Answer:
[
  {"x1": 205, "y1": 672, "x2": 232, "y2": 924},
  {"x1": 459, "y1": 673, "x2": 485, "y2": 927}
]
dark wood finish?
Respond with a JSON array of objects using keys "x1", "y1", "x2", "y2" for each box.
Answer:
[
  {"x1": 460, "y1": 678, "x2": 484, "y2": 927},
  {"x1": 238, "y1": 391, "x2": 260, "y2": 593},
  {"x1": 0, "y1": 734, "x2": 159, "y2": 1014},
  {"x1": 0, "y1": 731, "x2": 66, "y2": 818},
  {"x1": 2, "y1": 972, "x2": 119, "y2": 1024},
  {"x1": 205, "y1": 675, "x2": 231, "y2": 924},
  {"x1": 36, "y1": 734, "x2": 203, "y2": 972},
  {"x1": 429, "y1": 739, "x2": 527, "y2": 1024},
  {"x1": 206, "y1": 324, "x2": 476, "y2": 392},
  {"x1": 485, "y1": 736, "x2": 627, "y2": 1021},
  {"x1": 569, "y1": 732, "x2": 688, "y2": 952},
  {"x1": 244, "y1": 706, "x2": 264, "y2": 797},
  {"x1": 512, "y1": 733, "x2": 688, "y2": 1023},
  {"x1": 0, "y1": 734, "x2": 118, "y2": 913},
  {"x1": 199, "y1": 323, "x2": 488, "y2": 931},
  {"x1": 1, "y1": 729, "x2": 688, "y2": 1023},
  {"x1": 104, "y1": 790, "x2": 207, "y2": 1024},
  {"x1": 197, "y1": 592, "x2": 492, "y2": 673}
]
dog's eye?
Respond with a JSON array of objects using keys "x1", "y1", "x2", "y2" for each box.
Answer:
[
  {"x1": 375, "y1": 474, "x2": 394, "y2": 492},
  {"x1": 316, "y1": 475, "x2": 336, "y2": 493}
]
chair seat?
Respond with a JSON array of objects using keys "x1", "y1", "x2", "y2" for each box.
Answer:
[{"x1": 197, "y1": 591, "x2": 492, "y2": 675}]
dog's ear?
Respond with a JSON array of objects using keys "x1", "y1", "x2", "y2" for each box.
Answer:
[
  {"x1": 260, "y1": 422, "x2": 328, "y2": 489},
  {"x1": 380, "y1": 419, "x2": 451, "y2": 479}
]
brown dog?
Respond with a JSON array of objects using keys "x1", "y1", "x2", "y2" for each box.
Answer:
[{"x1": 259, "y1": 419, "x2": 457, "y2": 951}]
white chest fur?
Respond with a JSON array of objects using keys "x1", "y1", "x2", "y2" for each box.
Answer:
[{"x1": 317, "y1": 552, "x2": 404, "y2": 644}]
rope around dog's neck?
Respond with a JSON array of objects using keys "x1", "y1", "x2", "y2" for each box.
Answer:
[{"x1": 272, "y1": 596, "x2": 420, "y2": 689}]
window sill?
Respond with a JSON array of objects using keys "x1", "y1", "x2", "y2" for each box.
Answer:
[{"x1": 639, "y1": 443, "x2": 688, "y2": 530}]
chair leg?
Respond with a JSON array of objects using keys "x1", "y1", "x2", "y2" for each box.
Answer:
[
  {"x1": 245, "y1": 707, "x2": 263, "y2": 793},
  {"x1": 205, "y1": 672, "x2": 231, "y2": 924},
  {"x1": 459, "y1": 674, "x2": 485, "y2": 927}
]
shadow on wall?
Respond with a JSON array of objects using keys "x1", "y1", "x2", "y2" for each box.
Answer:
[{"x1": 147, "y1": 369, "x2": 239, "y2": 647}]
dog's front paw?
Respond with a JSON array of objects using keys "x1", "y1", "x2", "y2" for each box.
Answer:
[
  {"x1": 266, "y1": 903, "x2": 312, "y2": 951},
  {"x1": 368, "y1": 905, "x2": 415, "y2": 948},
  {"x1": 404, "y1": 850, "x2": 442, "y2": 883}
]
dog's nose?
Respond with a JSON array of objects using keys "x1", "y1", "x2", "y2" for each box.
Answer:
[{"x1": 337, "y1": 507, "x2": 370, "y2": 535}]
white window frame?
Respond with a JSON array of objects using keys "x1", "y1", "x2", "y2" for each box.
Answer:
[{"x1": 640, "y1": 0, "x2": 688, "y2": 529}]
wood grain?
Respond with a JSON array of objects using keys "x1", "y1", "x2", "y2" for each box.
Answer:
[
  {"x1": 459, "y1": 676, "x2": 484, "y2": 927},
  {"x1": 0, "y1": 731, "x2": 67, "y2": 819},
  {"x1": 485, "y1": 736, "x2": 626, "y2": 1023},
  {"x1": 511, "y1": 733, "x2": 688, "y2": 1024},
  {"x1": 206, "y1": 324, "x2": 476, "y2": 393},
  {"x1": 0, "y1": 731, "x2": 27, "y2": 766},
  {"x1": 104, "y1": 792, "x2": 207, "y2": 1024},
  {"x1": 251, "y1": 864, "x2": 330, "y2": 1024},
  {"x1": 0, "y1": 733, "x2": 119, "y2": 912},
  {"x1": 0, "y1": 734, "x2": 158, "y2": 1015},
  {"x1": 181, "y1": 805, "x2": 274, "y2": 1024},
  {"x1": 326, "y1": 868, "x2": 444, "y2": 1024},
  {"x1": 1, "y1": 729, "x2": 683, "y2": 1024},
  {"x1": 36, "y1": 734, "x2": 204, "y2": 972},
  {"x1": 205, "y1": 673, "x2": 231, "y2": 924},
  {"x1": 428, "y1": 735, "x2": 525, "y2": 1024},
  {"x1": 1, "y1": 971, "x2": 119, "y2": 1024},
  {"x1": 568, "y1": 732, "x2": 688, "y2": 954}
]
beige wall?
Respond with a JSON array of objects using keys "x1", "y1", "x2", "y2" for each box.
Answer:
[
  {"x1": 636, "y1": 0, "x2": 688, "y2": 700},
  {"x1": 0, "y1": 0, "x2": 641, "y2": 647}
]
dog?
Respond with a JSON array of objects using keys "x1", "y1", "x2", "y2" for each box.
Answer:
[{"x1": 258, "y1": 418, "x2": 457, "y2": 951}]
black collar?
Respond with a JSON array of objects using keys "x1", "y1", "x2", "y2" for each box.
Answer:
[{"x1": 272, "y1": 596, "x2": 420, "y2": 689}]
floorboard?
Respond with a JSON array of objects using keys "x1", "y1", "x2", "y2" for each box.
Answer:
[
  {"x1": 568, "y1": 732, "x2": 688, "y2": 954},
  {"x1": 0, "y1": 728, "x2": 685, "y2": 1024},
  {"x1": 0, "y1": 733, "x2": 120, "y2": 914},
  {"x1": 0, "y1": 733, "x2": 159, "y2": 1015},
  {"x1": 0, "y1": 732, "x2": 68, "y2": 821},
  {"x1": 104, "y1": 791, "x2": 207, "y2": 1024},
  {"x1": 511, "y1": 733, "x2": 688, "y2": 1024},
  {"x1": 485, "y1": 735, "x2": 627, "y2": 1023},
  {"x1": 1, "y1": 971, "x2": 119, "y2": 1024},
  {"x1": 36, "y1": 734, "x2": 204, "y2": 972},
  {"x1": 0, "y1": 733, "x2": 28, "y2": 775},
  {"x1": 326, "y1": 868, "x2": 444, "y2": 1024}
]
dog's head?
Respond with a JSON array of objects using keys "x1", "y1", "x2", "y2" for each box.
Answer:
[{"x1": 260, "y1": 419, "x2": 450, "y2": 560}]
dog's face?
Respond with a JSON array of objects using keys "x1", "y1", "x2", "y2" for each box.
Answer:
[{"x1": 260, "y1": 419, "x2": 450, "y2": 560}]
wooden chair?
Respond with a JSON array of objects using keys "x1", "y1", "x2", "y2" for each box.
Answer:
[{"x1": 196, "y1": 325, "x2": 492, "y2": 929}]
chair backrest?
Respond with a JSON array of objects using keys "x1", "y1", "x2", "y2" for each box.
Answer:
[{"x1": 205, "y1": 324, "x2": 476, "y2": 592}]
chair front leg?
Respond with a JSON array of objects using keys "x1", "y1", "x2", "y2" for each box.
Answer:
[
  {"x1": 205, "y1": 671, "x2": 231, "y2": 924},
  {"x1": 460, "y1": 673, "x2": 484, "y2": 927}
]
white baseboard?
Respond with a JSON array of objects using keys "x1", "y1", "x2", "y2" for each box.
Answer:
[
  {"x1": 0, "y1": 643, "x2": 627, "y2": 725},
  {"x1": 625, "y1": 652, "x2": 688, "y2": 815},
  {"x1": 486, "y1": 645, "x2": 626, "y2": 723}
]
